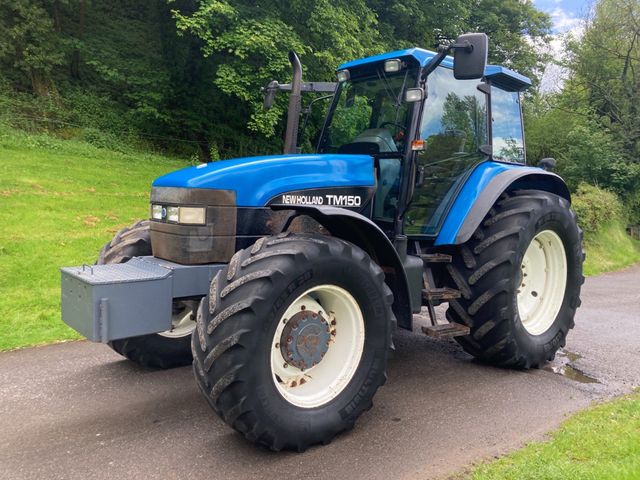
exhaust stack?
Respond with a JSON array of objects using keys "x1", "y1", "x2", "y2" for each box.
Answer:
[{"x1": 284, "y1": 51, "x2": 303, "y2": 155}]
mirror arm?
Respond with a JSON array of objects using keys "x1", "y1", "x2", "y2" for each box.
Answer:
[
  {"x1": 420, "y1": 39, "x2": 472, "y2": 83},
  {"x1": 420, "y1": 47, "x2": 450, "y2": 83},
  {"x1": 299, "y1": 94, "x2": 335, "y2": 151}
]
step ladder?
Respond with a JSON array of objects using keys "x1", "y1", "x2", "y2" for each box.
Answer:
[{"x1": 416, "y1": 248, "x2": 470, "y2": 339}]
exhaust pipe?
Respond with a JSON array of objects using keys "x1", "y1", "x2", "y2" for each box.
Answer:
[{"x1": 283, "y1": 51, "x2": 302, "y2": 154}]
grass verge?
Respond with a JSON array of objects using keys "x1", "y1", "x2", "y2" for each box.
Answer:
[
  {"x1": 582, "y1": 221, "x2": 640, "y2": 276},
  {"x1": 467, "y1": 391, "x2": 640, "y2": 480},
  {"x1": 0, "y1": 126, "x2": 187, "y2": 350}
]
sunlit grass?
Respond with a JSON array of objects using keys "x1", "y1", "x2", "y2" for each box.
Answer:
[
  {"x1": 467, "y1": 391, "x2": 640, "y2": 480},
  {"x1": 583, "y1": 221, "x2": 640, "y2": 276},
  {"x1": 0, "y1": 127, "x2": 187, "y2": 350}
]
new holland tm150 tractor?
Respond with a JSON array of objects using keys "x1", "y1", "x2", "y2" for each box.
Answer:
[{"x1": 61, "y1": 34, "x2": 584, "y2": 451}]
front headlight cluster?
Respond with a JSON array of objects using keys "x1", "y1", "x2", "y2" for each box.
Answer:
[{"x1": 150, "y1": 204, "x2": 206, "y2": 225}]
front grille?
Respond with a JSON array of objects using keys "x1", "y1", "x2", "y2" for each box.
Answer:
[{"x1": 149, "y1": 187, "x2": 237, "y2": 265}]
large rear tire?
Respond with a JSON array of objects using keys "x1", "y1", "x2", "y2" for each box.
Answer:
[
  {"x1": 445, "y1": 190, "x2": 584, "y2": 368},
  {"x1": 192, "y1": 233, "x2": 394, "y2": 451},
  {"x1": 97, "y1": 220, "x2": 195, "y2": 369}
]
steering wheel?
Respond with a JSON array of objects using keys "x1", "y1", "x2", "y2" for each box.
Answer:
[
  {"x1": 379, "y1": 121, "x2": 407, "y2": 143},
  {"x1": 379, "y1": 121, "x2": 406, "y2": 133}
]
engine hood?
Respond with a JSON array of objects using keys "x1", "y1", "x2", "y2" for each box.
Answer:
[{"x1": 152, "y1": 153, "x2": 375, "y2": 207}]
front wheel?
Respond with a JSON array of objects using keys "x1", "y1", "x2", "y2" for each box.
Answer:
[
  {"x1": 97, "y1": 220, "x2": 196, "y2": 369},
  {"x1": 192, "y1": 233, "x2": 394, "y2": 451},
  {"x1": 445, "y1": 190, "x2": 584, "y2": 368}
]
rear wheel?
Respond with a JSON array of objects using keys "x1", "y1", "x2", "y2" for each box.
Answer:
[
  {"x1": 192, "y1": 233, "x2": 394, "y2": 451},
  {"x1": 97, "y1": 220, "x2": 195, "y2": 369},
  {"x1": 445, "y1": 190, "x2": 584, "y2": 368}
]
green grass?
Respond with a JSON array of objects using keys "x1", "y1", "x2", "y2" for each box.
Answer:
[
  {"x1": 0, "y1": 126, "x2": 187, "y2": 350},
  {"x1": 467, "y1": 391, "x2": 640, "y2": 480},
  {"x1": 583, "y1": 221, "x2": 640, "y2": 276}
]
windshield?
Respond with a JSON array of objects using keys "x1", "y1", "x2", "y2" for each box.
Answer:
[{"x1": 318, "y1": 67, "x2": 419, "y2": 155}]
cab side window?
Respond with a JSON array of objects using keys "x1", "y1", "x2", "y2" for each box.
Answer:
[
  {"x1": 491, "y1": 87, "x2": 525, "y2": 163},
  {"x1": 405, "y1": 67, "x2": 488, "y2": 236}
]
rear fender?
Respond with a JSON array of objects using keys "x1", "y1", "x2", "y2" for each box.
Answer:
[
  {"x1": 272, "y1": 205, "x2": 414, "y2": 330},
  {"x1": 435, "y1": 162, "x2": 570, "y2": 246}
]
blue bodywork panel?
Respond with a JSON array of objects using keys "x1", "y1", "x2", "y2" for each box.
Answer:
[
  {"x1": 153, "y1": 154, "x2": 375, "y2": 207},
  {"x1": 434, "y1": 161, "x2": 544, "y2": 245},
  {"x1": 339, "y1": 48, "x2": 531, "y2": 92}
]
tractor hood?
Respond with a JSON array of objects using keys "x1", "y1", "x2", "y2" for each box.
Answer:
[{"x1": 152, "y1": 153, "x2": 375, "y2": 207}]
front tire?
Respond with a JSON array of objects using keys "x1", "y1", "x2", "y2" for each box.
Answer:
[
  {"x1": 97, "y1": 220, "x2": 195, "y2": 369},
  {"x1": 445, "y1": 190, "x2": 584, "y2": 368},
  {"x1": 192, "y1": 233, "x2": 394, "y2": 451}
]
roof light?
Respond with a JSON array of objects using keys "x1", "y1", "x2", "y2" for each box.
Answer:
[
  {"x1": 384, "y1": 59, "x2": 402, "y2": 73},
  {"x1": 336, "y1": 70, "x2": 350, "y2": 83},
  {"x1": 405, "y1": 88, "x2": 424, "y2": 103}
]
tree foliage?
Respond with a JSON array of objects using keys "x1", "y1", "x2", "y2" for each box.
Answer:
[
  {"x1": 524, "y1": 0, "x2": 640, "y2": 222},
  {"x1": 0, "y1": 0, "x2": 550, "y2": 158}
]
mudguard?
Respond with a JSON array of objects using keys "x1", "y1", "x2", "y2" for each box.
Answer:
[
  {"x1": 273, "y1": 205, "x2": 415, "y2": 330},
  {"x1": 435, "y1": 161, "x2": 570, "y2": 246}
]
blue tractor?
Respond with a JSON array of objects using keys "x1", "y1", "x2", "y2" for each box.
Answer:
[{"x1": 61, "y1": 34, "x2": 584, "y2": 451}]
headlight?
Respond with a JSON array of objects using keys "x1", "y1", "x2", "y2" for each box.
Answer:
[
  {"x1": 178, "y1": 207, "x2": 206, "y2": 225},
  {"x1": 166, "y1": 206, "x2": 179, "y2": 223},
  {"x1": 151, "y1": 204, "x2": 163, "y2": 220},
  {"x1": 150, "y1": 204, "x2": 206, "y2": 225}
]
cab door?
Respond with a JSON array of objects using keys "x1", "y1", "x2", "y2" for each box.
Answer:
[{"x1": 404, "y1": 66, "x2": 489, "y2": 236}]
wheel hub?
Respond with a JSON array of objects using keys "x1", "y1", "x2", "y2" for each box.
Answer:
[
  {"x1": 280, "y1": 309, "x2": 331, "y2": 371},
  {"x1": 517, "y1": 230, "x2": 568, "y2": 336}
]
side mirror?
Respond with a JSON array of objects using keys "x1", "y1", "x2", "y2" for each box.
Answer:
[
  {"x1": 539, "y1": 158, "x2": 556, "y2": 172},
  {"x1": 453, "y1": 33, "x2": 488, "y2": 80}
]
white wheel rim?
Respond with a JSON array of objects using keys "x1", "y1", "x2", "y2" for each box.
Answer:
[
  {"x1": 158, "y1": 300, "x2": 197, "y2": 339},
  {"x1": 270, "y1": 285, "x2": 365, "y2": 409},
  {"x1": 517, "y1": 230, "x2": 567, "y2": 336}
]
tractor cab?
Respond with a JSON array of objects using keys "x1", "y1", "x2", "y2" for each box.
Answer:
[{"x1": 314, "y1": 41, "x2": 531, "y2": 237}]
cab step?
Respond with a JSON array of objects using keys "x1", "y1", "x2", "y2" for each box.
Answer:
[
  {"x1": 418, "y1": 253, "x2": 452, "y2": 263},
  {"x1": 421, "y1": 322, "x2": 470, "y2": 338},
  {"x1": 422, "y1": 287, "x2": 461, "y2": 302}
]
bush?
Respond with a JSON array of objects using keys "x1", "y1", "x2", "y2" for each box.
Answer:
[
  {"x1": 572, "y1": 183, "x2": 624, "y2": 234},
  {"x1": 625, "y1": 190, "x2": 640, "y2": 226}
]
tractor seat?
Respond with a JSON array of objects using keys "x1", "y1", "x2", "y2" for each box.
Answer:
[{"x1": 337, "y1": 142, "x2": 380, "y2": 155}]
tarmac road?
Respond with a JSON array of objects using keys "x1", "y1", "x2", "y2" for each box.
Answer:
[{"x1": 1, "y1": 265, "x2": 639, "y2": 480}]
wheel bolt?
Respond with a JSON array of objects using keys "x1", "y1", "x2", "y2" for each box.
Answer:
[
  {"x1": 283, "y1": 363, "x2": 288, "y2": 368},
  {"x1": 275, "y1": 343, "x2": 280, "y2": 349},
  {"x1": 301, "y1": 305, "x2": 306, "y2": 310},
  {"x1": 287, "y1": 336, "x2": 292, "y2": 344}
]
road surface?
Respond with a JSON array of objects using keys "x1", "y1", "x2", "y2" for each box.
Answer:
[{"x1": 1, "y1": 265, "x2": 638, "y2": 480}]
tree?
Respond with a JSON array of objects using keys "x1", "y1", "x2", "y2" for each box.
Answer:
[
  {"x1": 568, "y1": 0, "x2": 640, "y2": 159},
  {"x1": 0, "y1": 0, "x2": 68, "y2": 95}
]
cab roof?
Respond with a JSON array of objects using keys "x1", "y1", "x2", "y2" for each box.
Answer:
[{"x1": 338, "y1": 47, "x2": 531, "y2": 92}]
